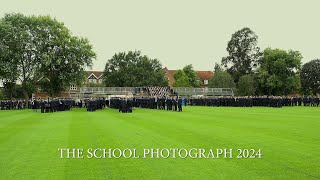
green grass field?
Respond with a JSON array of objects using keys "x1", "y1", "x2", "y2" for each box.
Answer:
[{"x1": 0, "y1": 106, "x2": 319, "y2": 179}]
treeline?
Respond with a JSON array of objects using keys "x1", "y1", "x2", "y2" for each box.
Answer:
[
  {"x1": 1, "y1": 13, "x2": 319, "y2": 99},
  {"x1": 207, "y1": 27, "x2": 320, "y2": 96},
  {"x1": 168, "y1": 27, "x2": 319, "y2": 96}
]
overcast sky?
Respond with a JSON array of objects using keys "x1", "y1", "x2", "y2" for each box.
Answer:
[{"x1": 1, "y1": 0, "x2": 319, "y2": 71}]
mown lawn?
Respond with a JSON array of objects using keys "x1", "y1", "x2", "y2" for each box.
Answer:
[{"x1": 0, "y1": 106, "x2": 319, "y2": 179}]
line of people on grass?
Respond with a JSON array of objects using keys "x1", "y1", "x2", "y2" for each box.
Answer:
[
  {"x1": 38, "y1": 99, "x2": 74, "y2": 113},
  {"x1": 0, "y1": 98, "x2": 75, "y2": 112},
  {"x1": 189, "y1": 96, "x2": 320, "y2": 108},
  {"x1": 1, "y1": 95, "x2": 318, "y2": 112},
  {"x1": 109, "y1": 96, "x2": 184, "y2": 112},
  {"x1": 0, "y1": 100, "x2": 29, "y2": 110},
  {"x1": 134, "y1": 96, "x2": 184, "y2": 111}
]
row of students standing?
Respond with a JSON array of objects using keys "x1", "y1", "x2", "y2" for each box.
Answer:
[
  {"x1": 128, "y1": 96, "x2": 183, "y2": 112},
  {"x1": 109, "y1": 98, "x2": 133, "y2": 113}
]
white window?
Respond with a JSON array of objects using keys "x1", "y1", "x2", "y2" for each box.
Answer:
[
  {"x1": 204, "y1": 80, "x2": 209, "y2": 85},
  {"x1": 70, "y1": 84, "x2": 77, "y2": 90}
]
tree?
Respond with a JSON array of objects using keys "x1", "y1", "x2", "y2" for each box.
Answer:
[
  {"x1": 214, "y1": 62, "x2": 222, "y2": 72},
  {"x1": 208, "y1": 71, "x2": 235, "y2": 88},
  {"x1": 2, "y1": 84, "x2": 31, "y2": 99},
  {"x1": 103, "y1": 51, "x2": 168, "y2": 87},
  {"x1": 0, "y1": 88, "x2": 3, "y2": 99},
  {"x1": 256, "y1": 48, "x2": 302, "y2": 95},
  {"x1": 182, "y1": 64, "x2": 201, "y2": 87},
  {"x1": 222, "y1": 27, "x2": 261, "y2": 82},
  {"x1": 0, "y1": 14, "x2": 23, "y2": 99},
  {"x1": 300, "y1": 59, "x2": 320, "y2": 95},
  {"x1": 237, "y1": 75, "x2": 255, "y2": 96},
  {"x1": 2, "y1": 13, "x2": 42, "y2": 100},
  {"x1": 35, "y1": 16, "x2": 96, "y2": 96},
  {"x1": 173, "y1": 70, "x2": 191, "y2": 87},
  {"x1": 0, "y1": 13, "x2": 96, "y2": 98}
]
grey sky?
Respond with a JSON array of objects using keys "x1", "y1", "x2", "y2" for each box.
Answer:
[{"x1": 1, "y1": 0, "x2": 319, "y2": 71}]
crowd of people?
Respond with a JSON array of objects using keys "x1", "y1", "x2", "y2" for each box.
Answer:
[
  {"x1": 134, "y1": 97, "x2": 184, "y2": 111},
  {"x1": 0, "y1": 100, "x2": 29, "y2": 110},
  {"x1": 109, "y1": 98, "x2": 134, "y2": 113},
  {"x1": 0, "y1": 98, "x2": 75, "y2": 112},
  {"x1": 108, "y1": 96, "x2": 184, "y2": 112},
  {"x1": 38, "y1": 99, "x2": 74, "y2": 113},
  {"x1": 189, "y1": 96, "x2": 320, "y2": 108},
  {"x1": 85, "y1": 98, "x2": 107, "y2": 112}
]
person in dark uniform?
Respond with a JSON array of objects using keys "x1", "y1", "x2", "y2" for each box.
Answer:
[
  {"x1": 32, "y1": 98, "x2": 37, "y2": 112},
  {"x1": 40, "y1": 99, "x2": 45, "y2": 113},
  {"x1": 178, "y1": 97, "x2": 183, "y2": 112},
  {"x1": 120, "y1": 98, "x2": 127, "y2": 113},
  {"x1": 127, "y1": 98, "x2": 133, "y2": 113},
  {"x1": 49, "y1": 99, "x2": 54, "y2": 112},
  {"x1": 173, "y1": 98, "x2": 177, "y2": 111},
  {"x1": 162, "y1": 97, "x2": 166, "y2": 110},
  {"x1": 167, "y1": 97, "x2": 172, "y2": 110},
  {"x1": 298, "y1": 97, "x2": 302, "y2": 106},
  {"x1": 157, "y1": 97, "x2": 162, "y2": 110},
  {"x1": 87, "y1": 99, "x2": 91, "y2": 111},
  {"x1": 184, "y1": 98, "x2": 188, "y2": 106}
]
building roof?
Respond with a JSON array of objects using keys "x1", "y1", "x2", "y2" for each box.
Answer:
[
  {"x1": 162, "y1": 68, "x2": 214, "y2": 86},
  {"x1": 196, "y1": 71, "x2": 214, "y2": 80},
  {"x1": 163, "y1": 68, "x2": 176, "y2": 86},
  {"x1": 86, "y1": 71, "x2": 103, "y2": 79}
]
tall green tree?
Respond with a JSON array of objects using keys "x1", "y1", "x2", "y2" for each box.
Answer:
[
  {"x1": 103, "y1": 51, "x2": 168, "y2": 87},
  {"x1": 208, "y1": 71, "x2": 235, "y2": 88},
  {"x1": 237, "y1": 75, "x2": 255, "y2": 96},
  {"x1": 0, "y1": 19, "x2": 19, "y2": 99},
  {"x1": 182, "y1": 64, "x2": 201, "y2": 87},
  {"x1": 0, "y1": 13, "x2": 96, "y2": 98},
  {"x1": 0, "y1": 14, "x2": 40, "y2": 99},
  {"x1": 35, "y1": 16, "x2": 96, "y2": 96},
  {"x1": 0, "y1": 88, "x2": 3, "y2": 99},
  {"x1": 173, "y1": 70, "x2": 191, "y2": 87},
  {"x1": 256, "y1": 48, "x2": 302, "y2": 95},
  {"x1": 300, "y1": 59, "x2": 320, "y2": 95},
  {"x1": 222, "y1": 27, "x2": 261, "y2": 82},
  {"x1": 214, "y1": 62, "x2": 222, "y2": 72}
]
